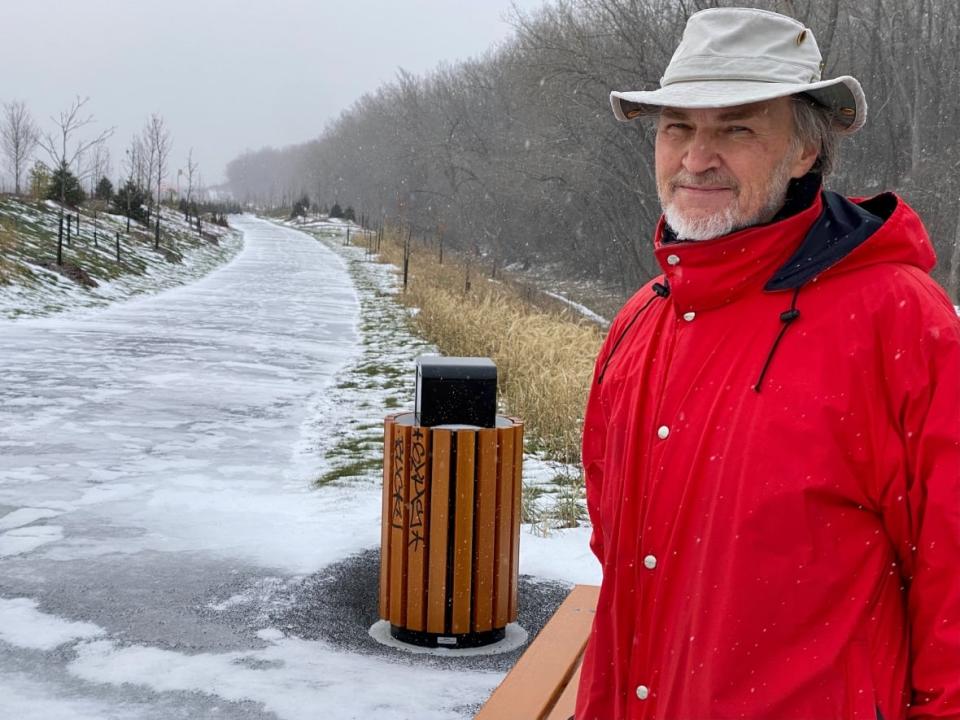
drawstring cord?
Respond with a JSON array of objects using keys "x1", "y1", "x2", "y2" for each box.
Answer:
[
  {"x1": 753, "y1": 287, "x2": 802, "y2": 393},
  {"x1": 597, "y1": 281, "x2": 670, "y2": 385}
]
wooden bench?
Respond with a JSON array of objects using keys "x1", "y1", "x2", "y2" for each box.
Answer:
[{"x1": 476, "y1": 584, "x2": 600, "y2": 720}]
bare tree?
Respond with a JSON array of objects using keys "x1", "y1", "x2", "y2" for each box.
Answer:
[
  {"x1": 120, "y1": 136, "x2": 143, "y2": 233},
  {"x1": 184, "y1": 147, "x2": 199, "y2": 221},
  {"x1": 127, "y1": 135, "x2": 148, "y2": 191},
  {"x1": 37, "y1": 96, "x2": 113, "y2": 265},
  {"x1": 144, "y1": 113, "x2": 171, "y2": 249},
  {"x1": 222, "y1": 0, "x2": 960, "y2": 299},
  {"x1": 86, "y1": 144, "x2": 111, "y2": 247},
  {"x1": 139, "y1": 127, "x2": 156, "y2": 225},
  {"x1": 0, "y1": 101, "x2": 39, "y2": 195},
  {"x1": 86, "y1": 142, "x2": 111, "y2": 196}
]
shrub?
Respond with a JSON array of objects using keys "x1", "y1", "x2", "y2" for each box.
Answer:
[
  {"x1": 95, "y1": 177, "x2": 114, "y2": 201},
  {"x1": 46, "y1": 163, "x2": 85, "y2": 206},
  {"x1": 112, "y1": 180, "x2": 148, "y2": 223},
  {"x1": 290, "y1": 194, "x2": 310, "y2": 219}
]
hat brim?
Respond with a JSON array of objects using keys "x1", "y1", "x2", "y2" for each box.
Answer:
[{"x1": 610, "y1": 75, "x2": 866, "y2": 134}]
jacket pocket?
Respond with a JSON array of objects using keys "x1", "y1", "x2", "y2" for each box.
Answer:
[{"x1": 845, "y1": 640, "x2": 878, "y2": 720}]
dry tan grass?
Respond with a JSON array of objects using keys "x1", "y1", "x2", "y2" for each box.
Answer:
[
  {"x1": 372, "y1": 229, "x2": 603, "y2": 463},
  {"x1": 0, "y1": 222, "x2": 24, "y2": 285}
]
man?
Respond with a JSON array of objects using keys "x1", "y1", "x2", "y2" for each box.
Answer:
[{"x1": 577, "y1": 8, "x2": 960, "y2": 720}]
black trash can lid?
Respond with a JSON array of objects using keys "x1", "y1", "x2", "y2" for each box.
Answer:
[{"x1": 416, "y1": 356, "x2": 496, "y2": 379}]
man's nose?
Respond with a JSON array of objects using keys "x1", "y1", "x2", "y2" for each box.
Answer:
[{"x1": 682, "y1": 132, "x2": 721, "y2": 174}]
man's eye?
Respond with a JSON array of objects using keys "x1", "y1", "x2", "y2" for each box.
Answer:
[
  {"x1": 665, "y1": 123, "x2": 690, "y2": 132},
  {"x1": 728, "y1": 126, "x2": 753, "y2": 134}
]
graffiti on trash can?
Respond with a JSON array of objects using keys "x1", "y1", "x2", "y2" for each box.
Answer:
[
  {"x1": 391, "y1": 434, "x2": 405, "y2": 529},
  {"x1": 409, "y1": 428, "x2": 427, "y2": 551}
]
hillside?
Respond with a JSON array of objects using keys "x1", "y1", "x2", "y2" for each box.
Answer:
[{"x1": 0, "y1": 196, "x2": 241, "y2": 319}]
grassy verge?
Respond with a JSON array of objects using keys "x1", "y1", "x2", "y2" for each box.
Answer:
[
  {"x1": 358, "y1": 228, "x2": 606, "y2": 531},
  {"x1": 286, "y1": 216, "x2": 607, "y2": 531},
  {"x1": 371, "y1": 229, "x2": 604, "y2": 465}
]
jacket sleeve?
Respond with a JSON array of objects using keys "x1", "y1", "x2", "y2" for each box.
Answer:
[
  {"x1": 879, "y1": 291, "x2": 960, "y2": 719},
  {"x1": 582, "y1": 351, "x2": 608, "y2": 564},
  {"x1": 583, "y1": 305, "x2": 630, "y2": 565}
]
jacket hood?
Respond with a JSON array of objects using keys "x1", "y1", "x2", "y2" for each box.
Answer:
[{"x1": 766, "y1": 190, "x2": 937, "y2": 291}]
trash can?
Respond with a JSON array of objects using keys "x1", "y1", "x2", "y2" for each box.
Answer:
[{"x1": 378, "y1": 357, "x2": 523, "y2": 649}]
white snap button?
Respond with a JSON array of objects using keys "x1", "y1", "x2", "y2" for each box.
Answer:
[
  {"x1": 683, "y1": 311, "x2": 696, "y2": 322},
  {"x1": 666, "y1": 254, "x2": 680, "y2": 266},
  {"x1": 643, "y1": 554, "x2": 657, "y2": 570},
  {"x1": 636, "y1": 685, "x2": 650, "y2": 700},
  {"x1": 657, "y1": 425, "x2": 669, "y2": 440}
]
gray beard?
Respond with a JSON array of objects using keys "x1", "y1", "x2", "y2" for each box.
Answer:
[{"x1": 660, "y1": 156, "x2": 795, "y2": 242}]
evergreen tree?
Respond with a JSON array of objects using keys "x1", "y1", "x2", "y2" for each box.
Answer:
[
  {"x1": 112, "y1": 179, "x2": 148, "y2": 224},
  {"x1": 329, "y1": 201, "x2": 343, "y2": 219},
  {"x1": 343, "y1": 206, "x2": 356, "y2": 222},
  {"x1": 290, "y1": 193, "x2": 310, "y2": 218},
  {"x1": 95, "y1": 176, "x2": 114, "y2": 201},
  {"x1": 46, "y1": 163, "x2": 85, "y2": 206}
]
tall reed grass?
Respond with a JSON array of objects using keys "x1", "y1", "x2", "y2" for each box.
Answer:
[{"x1": 371, "y1": 229, "x2": 604, "y2": 464}]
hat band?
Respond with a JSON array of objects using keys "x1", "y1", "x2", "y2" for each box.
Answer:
[{"x1": 663, "y1": 55, "x2": 821, "y2": 86}]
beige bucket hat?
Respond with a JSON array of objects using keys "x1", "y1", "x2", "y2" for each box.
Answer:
[{"x1": 610, "y1": 7, "x2": 866, "y2": 133}]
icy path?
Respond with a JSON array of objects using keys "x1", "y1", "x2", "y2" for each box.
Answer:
[{"x1": 0, "y1": 216, "x2": 497, "y2": 719}]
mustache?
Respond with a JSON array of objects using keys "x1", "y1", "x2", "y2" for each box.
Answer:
[{"x1": 669, "y1": 170, "x2": 738, "y2": 191}]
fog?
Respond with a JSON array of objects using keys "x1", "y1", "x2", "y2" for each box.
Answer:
[{"x1": 1, "y1": 0, "x2": 544, "y2": 184}]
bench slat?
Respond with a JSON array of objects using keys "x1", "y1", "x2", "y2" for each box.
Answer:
[
  {"x1": 475, "y1": 584, "x2": 599, "y2": 720},
  {"x1": 544, "y1": 661, "x2": 583, "y2": 720}
]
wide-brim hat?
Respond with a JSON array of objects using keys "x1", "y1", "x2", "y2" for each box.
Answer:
[{"x1": 610, "y1": 7, "x2": 866, "y2": 134}]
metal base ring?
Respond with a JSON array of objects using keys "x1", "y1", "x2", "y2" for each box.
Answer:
[{"x1": 389, "y1": 624, "x2": 506, "y2": 649}]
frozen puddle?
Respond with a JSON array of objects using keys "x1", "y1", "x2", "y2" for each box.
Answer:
[{"x1": 0, "y1": 217, "x2": 487, "y2": 718}]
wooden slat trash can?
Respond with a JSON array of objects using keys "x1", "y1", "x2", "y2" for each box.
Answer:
[{"x1": 379, "y1": 411, "x2": 523, "y2": 648}]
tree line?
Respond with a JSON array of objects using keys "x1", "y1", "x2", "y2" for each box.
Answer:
[
  {"x1": 0, "y1": 96, "x2": 228, "y2": 266},
  {"x1": 224, "y1": 0, "x2": 960, "y2": 301}
]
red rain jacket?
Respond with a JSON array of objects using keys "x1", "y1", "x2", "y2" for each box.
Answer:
[{"x1": 576, "y1": 190, "x2": 960, "y2": 720}]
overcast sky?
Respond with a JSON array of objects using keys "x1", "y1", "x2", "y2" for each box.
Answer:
[{"x1": 1, "y1": 0, "x2": 546, "y2": 186}]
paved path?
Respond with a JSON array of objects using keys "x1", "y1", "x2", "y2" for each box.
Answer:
[{"x1": 0, "y1": 217, "x2": 395, "y2": 719}]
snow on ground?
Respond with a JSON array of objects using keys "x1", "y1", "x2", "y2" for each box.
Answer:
[
  {"x1": 543, "y1": 289, "x2": 610, "y2": 326},
  {"x1": 0, "y1": 215, "x2": 599, "y2": 719},
  {"x1": 0, "y1": 598, "x2": 105, "y2": 650}
]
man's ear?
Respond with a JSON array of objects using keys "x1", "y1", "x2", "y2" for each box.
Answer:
[{"x1": 791, "y1": 141, "x2": 819, "y2": 179}]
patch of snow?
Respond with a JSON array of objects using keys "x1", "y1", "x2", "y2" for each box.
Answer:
[
  {"x1": 0, "y1": 525, "x2": 63, "y2": 557},
  {"x1": 544, "y1": 290, "x2": 609, "y2": 325},
  {"x1": 0, "y1": 598, "x2": 105, "y2": 650},
  {"x1": 256, "y1": 628, "x2": 285, "y2": 642},
  {"x1": 0, "y1": 507, "x2": 62, "y2": 530},
  {"x1": 0, "y1": 673, "x2": 138, "y2": 720},
  {"x1": 69, "y1": 637, "x2": 500, "y2": 720},
  {"x1": 520, "y1": 526, "x2": 601, "y2": 585}
]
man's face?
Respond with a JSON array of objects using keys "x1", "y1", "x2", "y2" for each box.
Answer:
[{"x1": 654, "y1": 97, "x2": 817, "y2": 241}]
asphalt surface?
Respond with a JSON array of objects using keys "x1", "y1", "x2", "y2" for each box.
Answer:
[{"x1": 0, "y1": 216, "x2": 572, "y2": 719}]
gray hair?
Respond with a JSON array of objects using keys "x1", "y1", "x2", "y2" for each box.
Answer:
[{"x1": 791, "y1": 94, "x2": 841, "y2": 178}]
